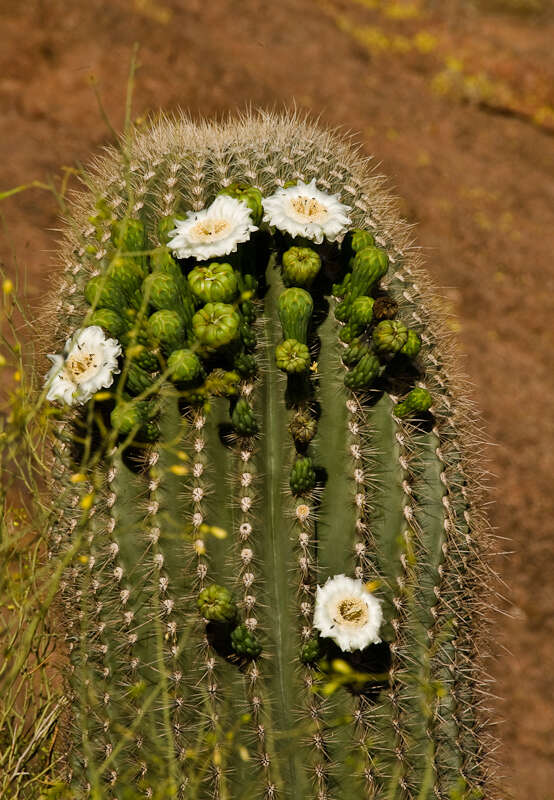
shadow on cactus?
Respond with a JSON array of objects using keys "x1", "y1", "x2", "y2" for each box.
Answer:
[{"x1": 19, "y1": 112, "x2": 496, "y2": 799}]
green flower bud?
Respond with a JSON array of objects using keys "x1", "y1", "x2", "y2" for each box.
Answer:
[
  {"x1": 197, "y1": 584, "x2": 236, "y2": 623},
  {"x1": 240, "y1": 299, "x2": 257, "y2": 324},
  {"x1": 231, "y1": 624, "x2": 262, "y2": 659},
  {"x1": 350, "y1": 296, "x2": 375, "y2": 328},
  {"x1": 342, "y1": 340, "x2": 371, "y2": 367},
  {"x1": 111, "y1": 400, "x2": 150, "y2": 435},
  {"x1": 289, "y1": 457, "x2": 317, "y2": 496},
  {"x1": 275, "y1": 339, "x2": 310, "y2": 373},
  {"x1": 188, "y1": 262, "x2": 238, "y2": 304},
  {"x1": 351, "y1": 245, "x2": 389, "y2": 285},
  {"x1": 121, "y1": 325, "x2": 150, "y2": 350},
  {"x1": 143, "y1": 273, "x2": 186, "y2": 313},
  {"x1": 281, "y1": 247, "x2": 322, "y2": 288},
  {"x1": 86, "y1": 308, "x2": 128, "y2": 339},
  {"x1": 345, "y1": 229, "x2": 375, "y2": 255},
  {"x1": 84, "y1": 275, "x2": 128, "y2": 312},
  {"x1": 344, "y1": 353, "x2": 382, "y2": 390},
  {"x1": 150, "y1": 247, "x2": 182, "y2": 278},
  {"x1": 126, "y1": 344, "x2": 159, "y2": 373},
  {"x1": 337, "y1": 246, "x2": 389, "y2": 321},
  {"x1": 111, "y1": 218, "x2": 146, "y2": 254},
  {"x1": 233, "y1": 353, "x2": 258, "y2": 378},
  {"x1": 157, "y1": 214, "x2": 184, "y2": 245},
  {"x1": 373, "y1": 296, "x2": 398, "y2": 321},
  {"x1": 400, "y1": 329, "x2": 422, "y2": 359},
  {"x1": 140, "y1": 421, "x2": 161, "y2": 442},
  {"x1": 240, "y1": 322, "x2": 257, "y2": 352},
  {"x1": 278, "y1": 288, "x2": 313, "y2": 344},
  {"x1": 124, "y1": 363, "x2": 155, "y2": 396},
  {"x1": 338, "y1": 322, "x2": 359, "y2": 344},
  {"x1": 205, "y1": 369, "x2": 240, "y2": 398},
  {"x1": 288, "y1": 409, "x2": 317, "y2": 445},
  {"x1": 394, "y1": 387, "x2": 432, "y2": 419},
  {"x1": 147, "y1": 310, "x2": 186, "y2": 355},
  {"x1": 300, "y1": 636, "x2": 321, "y2": 664},
  {"x1": 219, "y1": 182, "x2": 263, "y2": 226},
  {"x1": 332, "y1": 272, "x2": 351, "y2": 298},
  {"x1": 167, "y1": 349, "x2": 203, "y2": 384},
  {"x1": 372, "y1": 320, "x2": 408, "y2": 356},
  {"x1": 238, "y1": 273, "x2": 258, "y2": 295},
  {"x1": 192, "y1": 303, "x2": 240, "y2": 350},
  {"x1": 107, "y1": 256, "x2": 145, "y2": 296},
  {"x1": 231, "y1": 398, "x2": 258, "y2": 436}
]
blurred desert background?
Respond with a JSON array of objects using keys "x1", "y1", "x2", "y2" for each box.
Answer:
[{"x1": 0, "y1": 0, "x2": 553, "y2": 797}]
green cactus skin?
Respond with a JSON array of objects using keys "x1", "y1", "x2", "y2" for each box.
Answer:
[
  {"x1": 188, "y1": 262, "x2": 239, "y2": 304},
  {"x1": 372, "y1": 319, "x2": 409, "y2": 356},
  {"x1": 197, "y1": 584, "x2": 237, "y2": 622},
  {"x1": 47, "y1": 113, "x2": 495, "y2": 800},
  {"x1": 277, "y1": 287, "x2": 314, "y2": 344},
  {"x1": 281, "y1": 246, "x2": 322, "y2": 288},
  {"x1": 275, "y1": 338, "x2": 310, "y2": 373},
  {"x1": 193, "y1": 302, "x2": 240, "y2": 350}
]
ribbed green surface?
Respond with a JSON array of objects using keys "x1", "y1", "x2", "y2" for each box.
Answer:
[{"x1": 49, "y1": 114, "x2": 491, "y2": 800}]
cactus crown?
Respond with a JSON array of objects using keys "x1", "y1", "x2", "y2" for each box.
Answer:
[{"x1": 45, "y1": 111, "x2": 495, "y2": 800}]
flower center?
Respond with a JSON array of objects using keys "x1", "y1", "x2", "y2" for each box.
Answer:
[
  {"x1": 66, "y1": 352, "x2": 99, "y2": 382},
  {"x1": 191, "y1": 219, "x2": 232, "y2": 241},
  {"x1": 333, "y1": 596, "x2": 369, "y2": 626},
  {"x1": 289, "y1": 196, "x2": 329, "y2": 222}
]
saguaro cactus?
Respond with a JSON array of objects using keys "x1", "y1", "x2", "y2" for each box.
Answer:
[{"x1": 45, "y1": 112, "x2": 494, "y2": 800}]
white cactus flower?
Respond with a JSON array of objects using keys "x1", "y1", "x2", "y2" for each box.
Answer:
[
  {"x1": 313, "y1": 574, "x2": 383, "y2": 652},
  {"x1": 44, "y1": 325, "x2": 121, "y2": 406},
  {"x1": 167, "y1": 195, "x2": 257, "y2": 260},
  {"x1": 262, "y1": 179, "x2": 351, "y2": 244}
]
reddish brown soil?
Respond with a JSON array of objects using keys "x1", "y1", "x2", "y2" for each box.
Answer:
[{"x1": 1, "y1": 1, "x2": 553, "y2": 797}]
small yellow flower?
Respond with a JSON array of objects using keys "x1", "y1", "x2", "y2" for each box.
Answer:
[
  {"x1": 80, "y1": 493, "x2": 95, "y2": 510},
  {"x1": 169, "y1": 464, "x2": 188, "y2": 476},
  {"x1": 3, "y1": 279, "x2": 14, "y2": 295}
]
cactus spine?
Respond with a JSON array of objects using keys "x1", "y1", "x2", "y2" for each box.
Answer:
[{"x1": 45, "y1": 112, "x2": 495, "y2": 800}]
